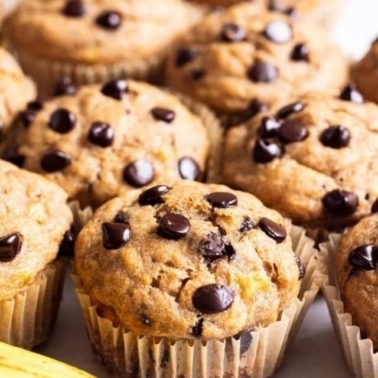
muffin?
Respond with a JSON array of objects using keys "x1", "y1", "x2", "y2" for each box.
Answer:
[
  {"x1": 0, "y1": 159, "x2": 73, "y2": 349},
  {"x1": 3, "y1": 79, "x2": 219, "y2": 209},
  {"x1": 73, "y1": 180, "x2": 319, "y2": 377},
  {"x1": 0, "y1": 47, "x2": 35, "y2": 143},
  {"x1": 165, "y1": 2, "x2": 348, "y2": 126},
  {"x1": 222, "y1": 85, "x2": 378, "y2": 232},
  {"x1": 5, "y1": 0, "x2": 204, "y2": 98}
]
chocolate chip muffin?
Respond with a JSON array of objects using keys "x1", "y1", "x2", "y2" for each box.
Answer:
[
  {"x1": 4, "y1": 80, "x2": 211, "y2": 209},
  {"x1": 5, "y1": 0, "x2": 204, "y2": 98},
  {"x1": 165, "y1": 2, "x2": 347, "y2": 125},
  {"x1": 222, "y1": 85, "x2": 378, "y2": 231},
  {"x1": 0, "y1": 159, "x2": 73, "y2": 348},
  {"x1": 74, "y1": 180, "x2": 303, "y2": 376}
]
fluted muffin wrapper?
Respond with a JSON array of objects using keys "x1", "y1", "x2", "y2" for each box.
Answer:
[
  {"x1": 68, "y1": 200, "x2": 93, "y2": 233},
  {"x1": 321, "y1": 233, "x2": 378, "y2": 378},
  {"x1": 0, "y1": 260, "x2": 65, "y2": 349},
  {"x1": 72, "y1": 225, "x2": 324, "y2": 378}
]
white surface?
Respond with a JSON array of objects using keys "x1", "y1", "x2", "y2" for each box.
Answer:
[{"x1": 36, "y1": 0, "x2": 378, "y2": 377}]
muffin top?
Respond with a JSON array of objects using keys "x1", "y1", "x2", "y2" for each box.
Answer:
[
  {"x1": 335, "y1": 214, "x2": 378, "y2": 348},
  {"x1": 75, "y1": 180, "x2": 301, "y2": 340},
  {"x1": 6, "y1": 0, "x2": 204, "y2": 64},
  {"x1": 0, "y1": 160, "x2": 72, "y2": 301},
  {"x1": 222, "y1": 86, "x2": 378, "y2": 230},
  {"x1": 0, "y1": 47, "x2": 35, "y2": 137},
  {"x1": 165, "y1": 2, "x2": 347, "y2": 116},
  {"x1": 4, "y1": 80, "x2": 210, "y2": 208}
]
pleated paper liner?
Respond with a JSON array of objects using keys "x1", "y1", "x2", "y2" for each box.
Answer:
[
  {"x1": 320, "y1": 233, "x2": 378, "y2": 378},
  {"x1": 72, "y1": 225, "x2": 324, "y2": 378},
  {"x1": 0, "y1": 260, "x2": 65, "y2": 349}
]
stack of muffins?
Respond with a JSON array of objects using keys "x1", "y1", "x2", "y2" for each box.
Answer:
[{"x1": 0, "y1": 0, "x2": 375, "y2": 377}]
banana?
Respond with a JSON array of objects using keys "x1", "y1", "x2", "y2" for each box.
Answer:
[{"x1": 0, "y1": 341, "x2": 96, "y2": 377}]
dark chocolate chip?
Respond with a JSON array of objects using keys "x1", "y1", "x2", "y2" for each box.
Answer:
[
  {"x1": 49, "y1": 108, "x2": 76, "y2": 133},
  {"x1": 157, "y1": 213, "x2": 190, "y2": 240},
  {"x1": 322, "y1": 189, "x2": 358, "y2": 217},
  {"x1": 320, "y1": 125, "x2": 351, "y2": 149},
  {"x1": 18, "y1": 109, "x2": 37, "y2": 127},
  {"x1": 27, "y1": 101, "x2": 43, "y2": 111},
  {"x1": 278, "y1": 119, "x2": 308, "y2": 143},
  {"x1": 258, "y1": 116, "x2": 280, "y2": 138},
  {"x1": 178, "y1": 157, "x2": 201, "y2": 181},
  {"x1": 191, "y1": 318, "x2": 204, "y2": 337},
  {"x1": 247, "y1": 61, "x2": 278, "y2": 83},
  {"x1": 199, "y1": 232, "x2": 235, "y2": 262},
  {"x1": 0, "y1": 232, "x2": 22, "y2": 262},
  {"x1": 151, "y1": 107, "x2": 175, "y2": 123},
  {"x1": 102, "y1": 222, "x2": 131, "y2": 249},
  {"x1": 193, "y1": 284, "x2": 235, "y2": 314},
  {"x1": 40, "y1": 149, "x2": 72, "y2": 172},
  {"x1": 96, "y1": 10, "x2": 122, "y2": 30},
  {"x1": 371, "y1": 199, "x2": 378, "y2": 213},
  {"x1": 138, "y1": 185, "x2": 170, "y2": 206},
  {"x1": 239, "y1": 332, "x2": 253, "y2": 356},
  {"x1": 348, "y1": 245, "x2": 377, "y2": 271},
  {"x1": 141, "y1": 314, "x2": 151, "y2": 326},
  {"x1": 263, "y1": 20, "x2": 292, "y2": 44},
  {"x1": 253, "y1": 138, "x2": 283, "y2": 163},
  {"x1": 276, "y1": 102, "x2": 304, "y2": 119},
  {"x1": 190, "y1": 69, "x2": 206, "y2": 81},
  {"x1": 114, "y1": 210, "x2": 129, "y2": 224},
  {"x1": 62, "y1": 0, "x2": 86, "y2": 17},
  {"x1": 340, "y1": 84, "x2": 364, "y2": 104},
  {"x1": 258, "y1": 217, "x2": 287, "y2": 243},
  {"x1": 88, "y1": 121, "x2": 114, "y2": 147},
  {"x1": 58, "y1": 231, "x2": 75, "y2": 257},
  {"x1": 122, "y1": 160, "x2": 154, "y2": 188},
  {"x1": 239, "y1": 218, "x2": 255, "y2": 233},
  {"x1": 220, "y1": 23, "x2": 246, "y2": 42},
  {"x1": 205, "y1": 192, "x2": 238, "y2": 208},
  {"x1": 53, "y1": 77, "x2": 78, "y2": 97},
  {"x1": 291, "y1": 43, "x2": 310, "y2": 62},
  {"x1": 295, "y1": 256, "x2": 305, "y2": 279},
  {"x1": 101, "y1": 80, "x2": 128, "y2": 100},
  {"x1": 229, "y1": 99, "x2": 269, "y2": 127},
  {"x1": 175, "y1": 47, "x2": 198, "y2": 67},
  {"x1": 2, "y1": 146, "x2": 25, "y2": 167}
]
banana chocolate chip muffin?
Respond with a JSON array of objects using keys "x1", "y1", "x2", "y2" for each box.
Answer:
[
  {"x1": 5, "y1": 0, "x2": 204, "y2": 97},
  {"x1": 3, "y1": 80, "x2": 211, "y2": 209},
  {"x1": 222, "y1": 85, "x2": 378, "y2": 231},
  {"x1": 75, "y1": 180, "x2": 303, "y2": 376},
  {"x1": 165, "y1": 2, "x2": 347, "y2": 126}
]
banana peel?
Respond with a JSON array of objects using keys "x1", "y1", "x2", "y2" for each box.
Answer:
[{"x1": 0, "y1": 341, "x2": 97, "y2": 377}]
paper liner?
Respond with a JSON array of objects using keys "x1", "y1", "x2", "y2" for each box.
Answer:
[
  {"x1": 320, "y1": 233, "x2": 378, "y2": 378},
  {"x1": 0, "y1": 260, "x2": 65, "y2": 349},
  {"x1": 72, "y1": 225, "x2": 323, "y2": 378},
  {"x1": 68, "y1": 200, "x2": 93, "y2": 233}
]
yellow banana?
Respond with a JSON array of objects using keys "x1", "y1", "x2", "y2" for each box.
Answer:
[{"x1": 0, "y1": 341, "x2": 96, "y2": 377}]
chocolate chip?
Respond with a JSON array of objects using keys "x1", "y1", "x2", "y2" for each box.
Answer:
[
  {"x1": 53, "y1": 77, "x2": 78, "y2": 97},
  {"x1": 151, "y1": 107, "x2": 175, "y2": 123},
  {"x1": 2, "y1": 146, "x2": 25, "y2": 167},
  {"x1": 141, "y1": 314, "x2": 151, "y2": 326},
  {"x1": 101, "y1": 80, "x2": 128, "y2": 100},
  {"x1": 123, "y1": 160, "x2": 154, "y2": 188},
  {"x1": 49, "y1": 108, "x2": 76, "y2": 133},
  {"x1": 58, "y1": 231, "x2": 75, "y2": 257},
  {"x1": 199, "y1": 232, "x2": 235, "y2": 262},
  {"x1": 320, "y1": 125, "x2": 351, "y2": 149},
  {"x1": 191, "y1": 318, "x2": 204, "y2": 337},
  {"x1": 276, "y1": 102, "x2": 305, "y2": 119},
  {"x1": 0, "y1": 232, "x2": 22, "y2": 262},
  {"x1": 263, "y1": 20, "x2": 292, "y2": 44},
  {"x1": 229, "y1": 99, "x2": 269, "y2": 127},
  {"x1": 258, "y1": 116, "x2": 280, "y2": 138},
  {"x1": 175, "y1": 47, "x2": 198, "y2": 67},
  {"x1": 291, "y1": 43, "x2": 310, "y2": 62},
  {"x1": 114, "y1": 211, "x2": 129, "y2": 224},
  {"x1": 221, "y1": 23, "x2": 246, "y2": 42},
  {"x1": 253, "y1": 138, "x2": 283, "y2": 163},
  {"x1": 371, "y1": 199, "x2": 378, "y2": 213},
  {"x1": 18, "y1": 109, "x2": 37, "y2": 127},
  {"x1": 40, "y1": 149, "x2": 72, "y2": 172},
  {"x1": 178, "y1": 157, "x2": 201, "y2": 181},
  {"x1": 258, "y1": 217, "x2": 287, "y2": 243},
  {"x1": 322, "y1": 189, "x2": 359, "y2": 217},
  {"x1": 27, "y1": 101, "x2": 43, "y2": 111},
  {"x1": 278, "y1": 119, "x2": 308, "y2": 144},
  {"x1": 239, "y1": 218, "x2": 255, "y2": 233},
  {"x1": 193, "y1": 284, "x2": 235, "y2": 314},
  {"x1": 157, "y1": 213, "x2": 190, "y2": 240},
  {"x1": 340, "y1": 84, "x2": 364, "y2": 104},
  {"x1": 138, "y1": 185, "x2": 170, "y2": 206},
  {"x1": 190, "y1": 69, "x2": 205, "y2": 81},
  {"x1": 295, "y1": 256, "x2": 305, "y2": 279},
  {"x1": 96, "y1": 11, "x2": 122, "y2": 30},
  {"x1": 62, "y1": 0, "x2": 86, "y2": 17},
  {"x1": 88, "y1": 122, "x2": 114, "y2": 147},
  {"x1": 206, "y1": 192, "x2": 237, "y2": 208},
  {"x1": 348, "y1": 245, "x2": 377, "y2": 271},
  {"x1": 247, "y1": 61, "x2": 278, "y2": 83},
  {"x1": 239, "y1": 332, "x2": 253, "y2": 356},
  {"x1": 102, "y1": 222, "x2": 131, "y2": 249}
]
